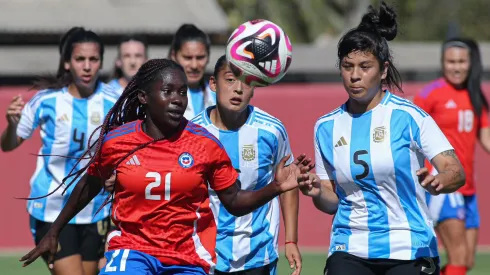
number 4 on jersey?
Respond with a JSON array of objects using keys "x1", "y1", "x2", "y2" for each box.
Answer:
[{"x1": 145, "y1": 172, "x2": 171, "y2": 201}]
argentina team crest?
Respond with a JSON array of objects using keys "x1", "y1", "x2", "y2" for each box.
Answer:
[
  {"x1": 178, "y1": 152, "x2": 194, "y2": 168},
  {"x1": 373, "y1": 126, "x2": 386, "y2": 143},
  {"x1": 242, "y1": 144, "x2": 256, "y2": 161}
]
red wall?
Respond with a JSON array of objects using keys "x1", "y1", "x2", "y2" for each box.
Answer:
[{"x1": 1, "y1": 82, "x2": 489, "y2": 250}]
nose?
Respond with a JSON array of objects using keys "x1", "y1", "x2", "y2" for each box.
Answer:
[
  {"x1": 169, "y1": 92, "x2": 185, "y2": 107},
  {"x1": 190, "y1": 58, "x2": 198, "y2": 69},
  {"x1": 83, "y1": 60, "x2": 91, "y2": 72},
  {"x1": 234, "y1": 81, "x2": 243, "y2": 94},
  {"x1": 350, "y1": 67, "x2": 361, "y2": 83}
]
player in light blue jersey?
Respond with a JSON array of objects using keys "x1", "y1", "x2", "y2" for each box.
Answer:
[
  {"x1": 191, "y1": 55, "x2": 313, "y2": 275},
  {"x1": 297, "y1": 2, "x2": 466, "y2": 275},
  {"x1": 1, "y1": 27, "x2": 115, "y2": 275},
  {"x1": 107, "y1": 35, "x2": 148, "y2": 98},
  {"x1": 169, "y1": 24, "x2": 216, "y2": 119}
]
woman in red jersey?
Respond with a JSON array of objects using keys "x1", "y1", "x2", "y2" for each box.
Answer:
[
  {"x1": 19, "y1": 59, "x2": 312, "y2": 275},
  {"x1": 414, "y1": 38, "x2": 490, "y2": 275}
]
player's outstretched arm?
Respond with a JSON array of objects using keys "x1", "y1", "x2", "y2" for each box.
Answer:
[
  {"x1": 216, "y1": 154, "x2": 313, "y2": 217},
  {"x1": 298, "y1": 173, "x2": 339, "y2": 215},
  {"x1": 418, "y1": 149, "x2": 466, "y2": 195},
  {"x1": 19, "y1": 174, "x2": 103, "y2": 268}
]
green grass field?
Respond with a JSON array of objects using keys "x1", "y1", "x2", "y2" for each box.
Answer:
[{"x1": 1, "y1": 252, "x2": 489, "y2": 275}]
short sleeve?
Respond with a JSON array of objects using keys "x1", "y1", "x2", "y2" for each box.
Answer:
[
  {"x1": 479, "y1": 106, "x2": 489, "y2": 129},
  {"x1": 274, "y1": 131, "x2": 294, "y2": 168},
  {"x1": 314, "y1": 129, "x2": 334, "y2": 181},
  {"x1": 208, "y1": 149, "x2": 238, "y2": 191},
  {"x1": 87, "y1": 139, "x2": 116, "y2": 180},
  {"x1": 413, "y1": 92, "x2": 435, "y2": 114},
  {"x1": 16, "y1": 98, "x2": 41, "y2": 139},
  {"x1": 415, "y1": 116, "x2": 453, "y2": 161}
]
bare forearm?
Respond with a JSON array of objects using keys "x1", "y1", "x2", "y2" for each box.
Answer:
[
  {"x1": 51, "y1": 175, "x2": 103, "y2": 233},
  {"x1": 280, "y1": 189, "x2": 299, "y2": 242},
  {"x1": 436, "y1": 165, "x2": 466, "y2": 193},
  {"x1": 224, "y1": 183, "x2": 281, "y2": 217},
  {"x1": 312, "y1": 186, "x2": 338, "y2": 215},
  {"x1": 1, "y1": 125, "x2": 21, "y2": 152}
]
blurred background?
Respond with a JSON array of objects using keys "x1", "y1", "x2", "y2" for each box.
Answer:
[{"x1": 0, "y1": 0, "x2": 489, "y2": 274}]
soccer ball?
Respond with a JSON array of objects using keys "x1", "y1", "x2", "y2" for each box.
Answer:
[{"x1": 226, "y1": 19, "x2": 292, "y2": 87}]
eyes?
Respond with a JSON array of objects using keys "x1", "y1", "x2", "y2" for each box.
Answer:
[
  {"x1": 161, "y1": 89, "x2": 187, "y2": 96},
  {"x1": 341, "y1": 63, "x2": 373, "y2": 71}
]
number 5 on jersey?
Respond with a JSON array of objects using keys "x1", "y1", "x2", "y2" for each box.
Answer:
[{"x1": 145, "y1": 172, "x2": 171, "y2": 201}]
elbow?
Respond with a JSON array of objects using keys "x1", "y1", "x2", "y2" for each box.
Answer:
[{"x1": 225, "y1": 206, "x2": 248, "y2": 217}]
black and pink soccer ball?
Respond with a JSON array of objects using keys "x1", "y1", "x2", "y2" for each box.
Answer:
[{"x1": 226, "y1": 19, "x2": 293, "y2": 87}]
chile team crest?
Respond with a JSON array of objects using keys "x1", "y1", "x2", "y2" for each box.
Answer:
[{"x1": 178, "y1": 152, "x2": 194, "y2": 168}]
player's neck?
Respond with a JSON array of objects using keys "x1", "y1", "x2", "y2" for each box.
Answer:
[
  {"x1": 142, "y1": 118, "x2": 180, "y2": 140},
  {"x1": 347, "y1": 90, "x2": 385, "y2": 114},
  {"x1": 210, "y1": 105, "x2": 249, "y2": 131},
  {"x1": 67, "y1": 83, "x2": 95, "y2": 99},
  {"x1": 118, "y1": 77, "x2": 129, "y2": 89}
]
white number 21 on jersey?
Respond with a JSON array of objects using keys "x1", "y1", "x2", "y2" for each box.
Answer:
[{"x1": 145, "y1": 172, "x2": 171, "y2": 201}]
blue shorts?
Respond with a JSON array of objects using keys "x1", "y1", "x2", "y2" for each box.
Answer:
[
  {"x1": 464, "y1": 194, "x2": 480, "y2": 229},
  {"x1": 426, "y1": 193, "x2": 480, "y2": 229},
  {"x1": 100, "y1": 249, "x2": 208, "y2": 275}
]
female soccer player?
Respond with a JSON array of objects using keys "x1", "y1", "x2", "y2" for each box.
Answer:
[
  {"x1": 19, "y1": 58, "x2": 312, "y2": 275},
  {"x1": 414, "y1": 38, "x2": 490, "y2": 275},
  {"x1": 191, "y1": 55, "x2": 310, "y2": 275},
  {"x1": 107, "y1": 35, "x2": 149, "y2": 97},
  {"x1": 169, "y1": 24, "x2": 216, "y2": 119},
  {"x1": 297, "y1": 2, "x2": 466, "y2": 275},
  {"x1": 1, "y1": 27, "x2": 115, "y2": 275}
]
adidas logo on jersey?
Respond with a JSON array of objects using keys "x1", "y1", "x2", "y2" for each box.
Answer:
[
  {"x1": 335, "y1": 137, "x2": 348, "y2": 147},
  {"x1": 126, "y1": 155, "x2": 140, "y2": 166},
  {"x1": 445, "y1": 99, "x2": 457, "y2": 109},
  {"x1": 57, "y1": 114, "x2": 69, "y2": 122}
]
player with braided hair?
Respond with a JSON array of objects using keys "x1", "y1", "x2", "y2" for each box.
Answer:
[
  {"x1": 1, "y1": 26, "x2": 115, "y2": 275},
  {"x1": 20, "y1": 58, "x2": 313, "y2": 275}
]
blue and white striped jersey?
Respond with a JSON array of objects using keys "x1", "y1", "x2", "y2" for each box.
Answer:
[
  {"x1": 314, "y1": 92, "x2": 453, "y2": 260},
  {"x1": 106, "y1": 79, "x2": 124, "y2": 98},
  {"x1": 17, "y1": 82, "x2": 117, "y2": 224},
  {"x1": 184, "y1": 84, "x2": 216, "y2": 120},
  {"x1": 192, "y1": 106, "x2": 293, "y2": 272}
]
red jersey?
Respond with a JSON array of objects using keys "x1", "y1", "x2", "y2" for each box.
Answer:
[
  {"x1": 87, "y1": 119, "x2": 238, "y2": 273},
  {"x1": 414, "y1": 78, "x2": 489, "y2": 195}
]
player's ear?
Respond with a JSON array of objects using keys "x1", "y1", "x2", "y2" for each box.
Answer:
[
  {"x1": 209, "y1": 76, "x2": 217, "y2": 92},
  {"x1": 381, "y1": 61, "x2": 389, "y2": 80},
  {"x1": 137, "y1": 89, "x2": 148, "y2": 105}
]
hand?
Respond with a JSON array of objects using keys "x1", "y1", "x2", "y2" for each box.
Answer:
[
  {"x1": 104, "y1": 171, "x2": 117, "y2": 193},
  {"x1": 291, "y1": 154, "x2": 315, "y2": 177},
  {"x1": 6, "y1": 95, "x2": 24, "y2": 126},
  {"x1": 275, "y1": 154, "x2": 313, "y2": 193},
  {"x1": 297, "y1": 172, "x2": 322, "y2": 198},
  {"x1": 416, "y1": 167, "x2": 443, "y2": 195},
  {"x1": 20, "y1": 229, "x2": 59, "y2": 268},
  {"x1": 285, "y1": 242, "x2": 302, "y2": 275}
]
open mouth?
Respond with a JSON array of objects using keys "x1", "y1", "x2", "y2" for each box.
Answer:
[{"x1": 230, "y1": 97, "x2": 242, "y2": 105}]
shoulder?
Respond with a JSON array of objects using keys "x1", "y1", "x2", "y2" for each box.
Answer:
[
  {"x1": 249, "y1": 106, "x2": 288, "y2": 141},
  {"x1": 26, "y1": 88, "x2": 63, "y2": 109},
  {"x1": 98, "y1": 82, "x2": 119, "y2": 103},
  {"x1": 190, "y1": 109, "x2": 209, "y2": 127},
  {"x1": 417, "y1": 78, "x2": 447, "y2": 99},
  {"x1": 385, "y1": 93, "x2": 430, "y2": 124},
  {"x1": 102, "y1": 120, "x2": 140, "y2": 145},
  {"x1": 314, "y1": 106, "x2": 345, "y2": 133},
  {"x1": 184, "y1": 121, "x2": 224, "y2": 150}
]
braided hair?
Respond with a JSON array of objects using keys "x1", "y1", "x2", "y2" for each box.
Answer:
[{"x1": 26, "y1": 59, "x2": 186, "y2": 212}]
